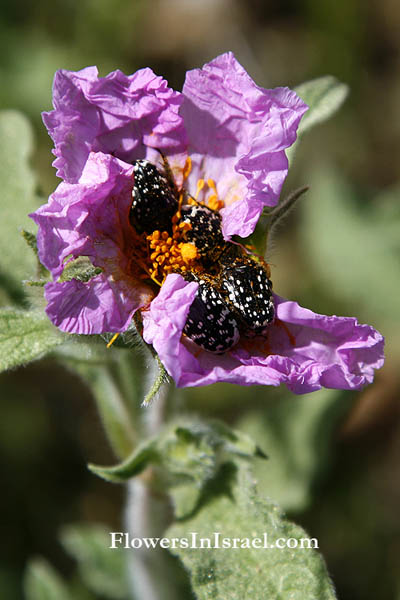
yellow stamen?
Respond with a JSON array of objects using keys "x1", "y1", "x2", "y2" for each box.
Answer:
[
  {"x1": 195, "y1": 179, "x2": 205, "y2": 200},
  {"x1": 207, "y1": 194, "x2": 224, "y2": 211},
  {"x1": 207, "y1": 178, "x2": 217, "y2": 192},
  {"x1": 151, "y1": 274, "x2": 163, "y2": 286},
  {"x1": 144, "y1": 215, "x2": 202, "y2": 283},
  {"x1": 206, "y1": 178, "x2": 224, "y2": 211},
  {"x1": 107, "y1": 332, "x2": 120, "y2": 348},
  {"x1": 183, "y1": 156, "x2": 192, "y2": 180}
]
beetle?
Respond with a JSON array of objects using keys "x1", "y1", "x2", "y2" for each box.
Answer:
[
  {"x1": 130, "y1": 159, "x2": 179, "y2": 234},
  {"x1": 128, "y1": 157, "x2": 275, "y2": 352},
  {"x1": 179, "y1": 203, "x2": 225, "y2": 263},
  {"x1": 219, "y1": 253, "x2": 275, "y2": 335},
  {"x1": 182, "y1": 272, "x2": 240, "y2": 353}
]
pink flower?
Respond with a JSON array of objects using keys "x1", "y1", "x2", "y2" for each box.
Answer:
[
  {"x1": 30, "y1": 53, "x2": 384, "y2": 392},
  {"x1": 142, "y1": 274, "x2": 384, "y2": 392},
  {"x1": 42, "y1": 52, "x2": 307, "y2": 238}
]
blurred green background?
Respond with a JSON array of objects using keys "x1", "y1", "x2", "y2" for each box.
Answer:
[{"x1": 1, "y1": 0, "x2": 399, "y2": 598}]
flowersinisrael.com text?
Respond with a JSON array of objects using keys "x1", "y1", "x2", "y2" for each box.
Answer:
[{"x1": 110, "y1": 532, "x2": 318, "y2": 550}]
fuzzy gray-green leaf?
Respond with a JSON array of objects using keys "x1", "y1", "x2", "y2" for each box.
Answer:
[
  {"x1": 300, "y1": 167, "x2": 400, "y2": 336},
  {"x1": 0, "y1": 309, "x2": 64, "y2": 372},
  {"x1": 88, "y1": 419, "x2": 263, "y2": 518},
  {"x1": 167, "y1": 463, "x2": 337, "y2": 600},
  {"x1": 238, "y1": 388, "x2": 347, "y2": 512},
  {"x1": 23, "y1": 558, "x2": 70, "y2": 600},
  {"x1": 295, "y1": 75, "x2": 349, "y2": 135},
  {"x1": 59, "y1": 256, "x2": 102, "y2": 283},
  {"x1": 60, "y1": 524, "x2": 129, "y2": 600},
  {"x1": 88, "y1": 438, "x2": 159, "y2": 482},
  {"x1": 0, "y1": 111, "x2": 41, "y2": 303},
  {"x1": 288, "y1": 76, "x2": 348, "y2": 163}
]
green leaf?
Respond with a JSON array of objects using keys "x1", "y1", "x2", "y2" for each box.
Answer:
[
  {"x1": 89, "y1": 419, "x2": 264, "y2": 518},
  {"x1": 23, "y1": 558, "x2": 70, "y2": 600},
  {"x1": 66, "y1": 361, "x2": 136, "y2": 459},
  {"x1": 287, "y1": 76, "x2": 348, "y2": 163},
  {"x1": 54, "y1": 337, "x2": 144, "y2": 459},
  {"x1": 59, "y1": 256, "x2": 102, "y2": 283},
  {"x1": 60, "y1": 524, "x2": 129, "y2": 600},
  {"x1": 238, "y1": 389, "x2": 347, "y2": 512},
  {"x1": 21, "y1": 229, "x2": 39, "y2": 256},
  {"x1": 295, "y1": 76, "x2": 349, "y2": 135},
  {"x1": 167, "y1": 462, "x2": 337, "y2": 600},
  {"x1": 21, "y1": 229, "x2": 49, "y2": 279},
  {"x1": 0, "y1": 309, "x2": 64, "y2": 372},
  {"x1": 89, "y1": 439, "x2": 159, "y2": 482},
  {"x1": 299, "y1": 167, "x2": 400, "y2": 339},
  {"x1": 0, "y1": 111, "x2": 41, "y2": 303}
]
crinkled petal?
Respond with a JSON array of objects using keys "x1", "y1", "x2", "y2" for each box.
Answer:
[
  {"x1": 44, "y1": 274, "x2": 144, "y2": 334},
  {"x1": 31, "y1": 152, "x2": 135, "y2": 278},
  {"x1": 143, "y1": 277, "x2": 384, "y2": 392},
  {"x1": 181, "y1": 52, "x2": 308, "y2": 238},
  {"x1": 44, "y1": 66, "x2": 187, "y2": 182},
  {"x1": 30, "y1": 152, "x2": 154, "y2": 334},
  {"x1": 142, "y1": 273, "x2": 199, "y2": 383}
]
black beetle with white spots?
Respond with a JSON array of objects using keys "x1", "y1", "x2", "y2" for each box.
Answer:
[{"x1": 129, "y1": 159, "x2": 275, "y2": 354}]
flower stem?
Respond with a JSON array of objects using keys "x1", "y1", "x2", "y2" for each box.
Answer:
[
  {"x1": 124, "y1": 476, "x2": 179, "y2": 600},
  {"x1": 124, "y1": 356, "x2": 177, "y2": 600},
  {"x1": 142, "y1": 354, "x2": 170, "y2": 408},
  {"x1": 260, "y1": 185, "x2": 309, "y2": 256},
  {"x1": 268, "y1": 185, "x2": 309, "y2": 232}
]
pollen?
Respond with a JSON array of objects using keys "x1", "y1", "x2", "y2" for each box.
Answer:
[
  {"x1": 181, "y1": 242, "x2": 198, "y2": 262},
  {"x1": 146, "y1": 218, "x2": 202, "y2": 283}
]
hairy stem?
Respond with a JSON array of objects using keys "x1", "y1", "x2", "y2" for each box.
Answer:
[
  {"x1": 124, "y1": 356, "x2": 175, "y2": 600},
  {"x1": 268, "y1": 185, "x2": 309, "y2": 232},
  {"x1": 142, "y1": 355, "x2": 170, "y2": 408},
  {"x1": 261, "y1": 185, "x2": 309, "y2": 257}
]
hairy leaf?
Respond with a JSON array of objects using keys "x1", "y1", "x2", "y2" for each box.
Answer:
[
  {"x1": 0, "y1": 309, "x2": 63, "y2": 372},
  {"x1": 89, "y1": 419, "x2": 264, "y2": 517},
  {"x1": 300, "y1": 167, "x2": 399, "y2": 347},
  {"x1": 288, "y1": 76, "x2": 348, "y2": 163},
  {"x1": 167, "y1": 462, "x2": 337, "y2": 600},
  {"x1": 295, "y1": 76, "x2": 349, "y2": 135},
  {"x1": 238, "y1": 388, "x2": 347, "y2": 512},
  {"x1": 142, "y1": 354, "x2": 170, "y2": 406},
  {"x1": 59, "y1": 256, "x2": 102, "y2": 283},
  {"x1": 67, "y1": 361, "x2": 136, "y2": 459},
  {"x1": 0, "y1": 111, "x2": 41, "y2": 304},
  {"x1": 61, "y1": 524, "x2": 129, "y2": 600},
  {"x1": 23, "y1": 558, "x2": 69, "y2": 600}
]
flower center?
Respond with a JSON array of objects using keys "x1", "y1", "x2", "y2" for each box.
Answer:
[
  {"x1": 128, "y1": 218, "x2": 203, "y2": 287},
  {"x1": 128, "y1": 159, "x2": 225, "y2": 287},
  {"x1": 146, "y1": 215, "x2": 202, "y2": 284}
]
